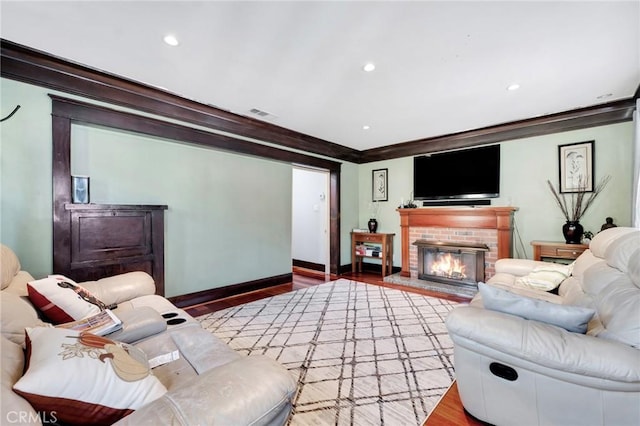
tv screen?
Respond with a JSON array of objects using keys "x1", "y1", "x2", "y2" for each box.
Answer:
[{"x1": 413, "y1": 145, "x2": 500, "y2": 200}]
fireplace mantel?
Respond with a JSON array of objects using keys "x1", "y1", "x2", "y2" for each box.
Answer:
[{"x1": 397, "y1": 207, "x2": 517, "y2": 277}]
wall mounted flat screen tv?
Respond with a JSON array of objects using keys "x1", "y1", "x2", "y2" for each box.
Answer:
[{"x1": 413, "y1": 144, "x2": 500, "y2": 200}]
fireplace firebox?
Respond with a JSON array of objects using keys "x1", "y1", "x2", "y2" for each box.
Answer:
[{"x1": 413, "y1": 240, "x2": 489, "y2": 287}]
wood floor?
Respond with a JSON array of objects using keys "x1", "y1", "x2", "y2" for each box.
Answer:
[{"x1": 185, "y1": 269, "x2": 485, "y2": 426}]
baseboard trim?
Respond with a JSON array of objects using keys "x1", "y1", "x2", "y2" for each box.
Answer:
[
  {"x1": 292, "y1": 259, "x2": 325, "y2": 272},
  {"x1": 339, "y1": 264, "x2": 353, "y2": 275},
  {"x1": 362, "y1": 263, "x2": 402, "y2": 274},
  {"x1": 168, "y1": 273, "x2": 293, "y2": 308},
  {"x1": 340, "y1": 263, "x2": 401, "y2": 275}
]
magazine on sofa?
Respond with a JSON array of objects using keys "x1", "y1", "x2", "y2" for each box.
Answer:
[{"x1": 56, "y1": 309, "x2": 122, "y2": 336}]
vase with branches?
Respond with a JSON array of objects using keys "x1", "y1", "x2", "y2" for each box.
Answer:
[{"x1": 546, "y1": 175, "x2": 611, "y2": 243}]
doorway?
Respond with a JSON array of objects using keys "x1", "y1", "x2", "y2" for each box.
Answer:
[{"x1": 292, "y1": 166, "x2": 330, "y2": 274}]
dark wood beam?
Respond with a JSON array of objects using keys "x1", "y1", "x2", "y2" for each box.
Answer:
[
  {"x1": 360, "y1": 99, "x2": 636, "y2": 162},
  {"x1": 50, "y1": 95, "x2": 342, "y2": 172},
  {"x1": 1, "y1": 38, "x2": 361, "y2": 163},
  {"x1": 2, "y1": 37, "x2": 636, "y2": 166}
]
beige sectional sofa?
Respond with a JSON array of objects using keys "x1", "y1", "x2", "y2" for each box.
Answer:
[
  {"x1": 1, "y1": 244, "x2": 297, "y2": 425},
  {"x1": 446, "y1": 226, "x2": 640, "y2": 425}
]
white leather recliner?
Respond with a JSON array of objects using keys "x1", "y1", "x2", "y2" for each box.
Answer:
[
  {"x1": 446, "y1": 227, "x2": 640, "y2": 426},
  {"x1": 1, "y1": 244, "x2": 297, "y2": 425}
]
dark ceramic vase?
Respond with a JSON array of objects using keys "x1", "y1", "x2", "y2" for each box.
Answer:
[
  {"x1": 368, "y1": 218, "x2": 378, "y2": 233},
  {"x1": 562, "y1": 221, "x2": 584, "y2": 244}
]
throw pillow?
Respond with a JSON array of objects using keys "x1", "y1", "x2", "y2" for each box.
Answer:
[
  {"x1": 478, "y1": 282, "x2": 595, "y2": 333},
  {"x1": 515, "y1": 263, "x2": 573, "y2": 291},
  {"x1": 27, "y1": 275, "x2": 105, "y2": 324},
  {"x1": 13, "y1": 327, "x2": 166, "y2": 426}
]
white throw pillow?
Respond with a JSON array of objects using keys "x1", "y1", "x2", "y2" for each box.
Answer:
[
  {"x1": 478, "y1": 282, "x2": 595, "y2": 333},
  {"x1": 27, "y1": 275, "x2": 102, "y2": 324},
  {"x1": 515, "y1": 263, "x2": 573, "y2": 291},
  {"x1": 12, "y1": 327, "x2": 166, "y2": 425}
]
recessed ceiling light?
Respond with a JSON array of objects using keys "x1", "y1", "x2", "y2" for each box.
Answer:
[
  {"x1": 362, "y1": 125, "x2": 371, "y2": 130},
  {"x1": 507, "y1": 83, "x2": 520, "y2": 91},
  {"x1": 363, "y1": 63, "x2": 376, "y2": 72},
  {"x1": 163, "y1": 34, "x2": 179, "y2": 46}
]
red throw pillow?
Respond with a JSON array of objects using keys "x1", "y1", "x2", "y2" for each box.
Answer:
[{"x1": 27, "y1": 275, "x2": 102, "y2": 324}]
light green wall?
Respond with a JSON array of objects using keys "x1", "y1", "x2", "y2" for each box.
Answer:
[
  {"x1": 1, "y1": 79, "x2": 361, "y2": 297},
  {"x1": 1, "y1": 78, "x2": 53, "y2": 278},
  {"x1": 71, "y1": 125, "x2": 292, "y2": 297},
  {"x1": 339, "y1": 161, "x2": 360, "y2": 266},
  {"x1": 358, "y1": 122, "x2": 635, "y2": 262}
]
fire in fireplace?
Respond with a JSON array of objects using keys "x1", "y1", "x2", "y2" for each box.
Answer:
[
  {"x1": 413, "y1": 240, "x2": 489, "y2": 287},
  {"x1": 430, "y1": 252, "x2": 467, "y2": 280}
]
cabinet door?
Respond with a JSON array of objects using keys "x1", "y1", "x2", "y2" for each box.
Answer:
[
  {"x1": 58, "y1": 204, "x2": 166, "y2": 295},
  {"x1": 70, "y1": 210, "x2": 152, "y2": 263}
]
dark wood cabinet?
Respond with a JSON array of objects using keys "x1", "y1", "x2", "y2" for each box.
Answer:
[{"x1": 54, "y1": 204, "x2": 167, "y2": 295}]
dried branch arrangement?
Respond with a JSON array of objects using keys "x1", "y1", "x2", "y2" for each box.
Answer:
[
  {"x1": 546, "y1": 175, "x2": 611, "y2": 222},
  {"x1": 369, "y1": 201, "x2": 381, "y2": 219}
]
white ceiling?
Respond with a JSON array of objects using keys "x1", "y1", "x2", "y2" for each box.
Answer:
[{"x1": 1, "y1": 1, "x2": 639, "y2": 151}]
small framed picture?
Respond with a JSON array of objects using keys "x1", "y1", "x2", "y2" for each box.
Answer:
[
  {"x1": 72, "y1": 175, "x2": 90, "y2": 204},
  {"x1": 558, "y1": 141, "x2": 594, "y2": 193},
  {"x1": 372, "y1": 168, "x2": 388, "y2": 202}
]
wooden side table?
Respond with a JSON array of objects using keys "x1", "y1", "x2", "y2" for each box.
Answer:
[
  {"x1": 531, "y1": 241, "x2": 589, "y2": 262},
  {"x1": 351, "y1": 232, "x2": 395, "y2": 277}
]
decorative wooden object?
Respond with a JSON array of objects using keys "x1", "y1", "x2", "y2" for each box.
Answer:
[
  {"x1": 55, "y1": 204, "x2": 167, "y2": 296},
  {"x1": 397, "y1": 207, "x2": 517, "y2": 277}
]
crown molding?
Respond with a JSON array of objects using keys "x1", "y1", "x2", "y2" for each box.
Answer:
[
  {"x1": 1, "y1": 38, "x2": 361, "y2": 163},
  {"x1": 359, "y1": 98, "x2": 636, "y2": 163},
  {"x1": 1, "y1": 38, "x2": 636, "y2": 165}
]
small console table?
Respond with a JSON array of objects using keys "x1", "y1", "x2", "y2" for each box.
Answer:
[
  {"x1": 351, "y1": 232, "x2": 395, "y2": 277},
  {"x1": 531, "y1": 240, "x2": 589, "y2": 262}
]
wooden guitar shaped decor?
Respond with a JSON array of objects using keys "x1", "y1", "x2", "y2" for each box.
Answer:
[
  {"x1": 57, "y1": 280, "x2": 117, "y2": 310},
  {"x1": 79, "y1": 333, "x2": 150, "y2": 382}
]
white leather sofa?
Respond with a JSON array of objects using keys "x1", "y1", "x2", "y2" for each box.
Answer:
[
  {"x1": 1, "y1": 244, "x2": 297, "y2": 425},
  {"x1": 446, "y1": 227, "x2": 640, "y2": 426}
]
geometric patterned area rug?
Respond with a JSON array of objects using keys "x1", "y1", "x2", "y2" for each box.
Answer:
[{"x1": 197, "y1": 278, "x2": 460, "y2": 425}]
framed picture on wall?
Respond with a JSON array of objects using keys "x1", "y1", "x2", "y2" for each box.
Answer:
[
  {"x1": 558, "y1": 141, "x2": 594, "y2": 193},
  {"x1": 372, "y1": 168, "x2": 388, "y2": 202},
  {"x1": 72, "y1": 175, "x2": 90, "y2": 203}
]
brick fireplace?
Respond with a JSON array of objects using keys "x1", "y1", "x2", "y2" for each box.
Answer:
[
  {"x1": 397, "y1": 207, "x2": 517, "y2": 282},
  {"x1": 414, "y1": 239, "x2": 489, "y2": 286}
]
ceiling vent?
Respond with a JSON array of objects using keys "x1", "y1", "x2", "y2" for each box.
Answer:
[{"x1": 248, "y1": 108, "x2": 276, "y2": 119}]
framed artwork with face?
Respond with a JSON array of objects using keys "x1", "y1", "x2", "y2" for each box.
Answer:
[{"x1": 558, "y1": 141, "x2": 594, "y2": 193}]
